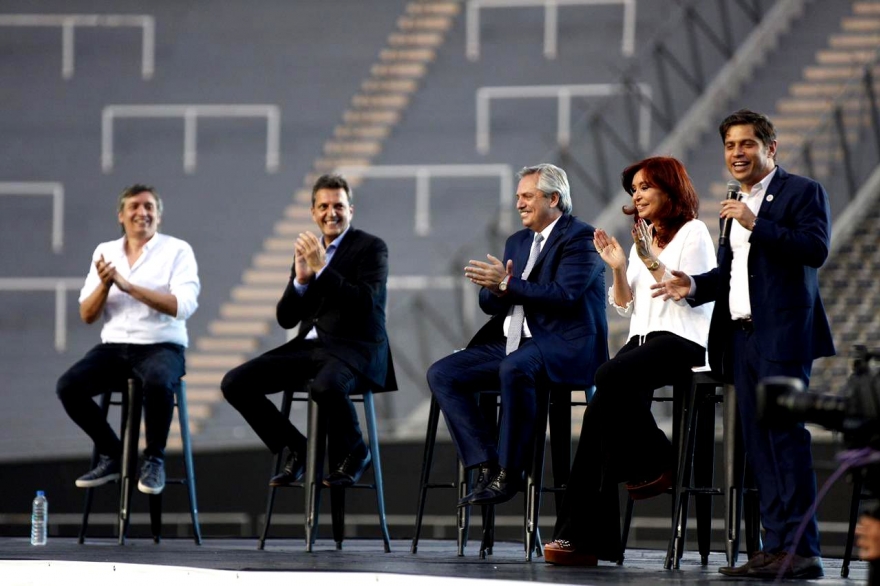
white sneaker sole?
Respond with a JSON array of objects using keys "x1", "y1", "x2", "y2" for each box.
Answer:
[
  {"x1": 75, "y1": 473, "x2": 120, "y2": 488},
  {"x1": 137, "y1": 479, "x2": 165, "y2": 495}
]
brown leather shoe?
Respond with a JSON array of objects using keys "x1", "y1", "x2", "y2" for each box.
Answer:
[
  {"x1": 718, "y1": 551, "x2": 824, "y2": 579},
  {"x1": 625, "y1": 468, "x2": 673, "y2": 500},
  {"x1": 543, "y1": 539, "x2": 598, "y2": 567}
]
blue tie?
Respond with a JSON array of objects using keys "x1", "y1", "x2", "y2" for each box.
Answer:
[{"x1": 506, "y1": 232, "x2": 544, "y2": 355}]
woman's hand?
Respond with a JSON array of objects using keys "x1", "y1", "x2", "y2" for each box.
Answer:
[
  {"x1": 594, "y1": 229, "x2": 626, "y2": 270},
  {"x1": 632, "y1": 218, "x2": 654, "y2": 262}
]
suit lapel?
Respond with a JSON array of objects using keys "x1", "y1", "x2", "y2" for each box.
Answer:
[
  {"x1": 327, "y1": 228, "x2": 361, "y2": 269},
  {"x1": 758, "y1": 166, "x2": 787, "y2": 219},
  {"x1": 531, "y1": 214, "x2": 570, "y2": 274}
]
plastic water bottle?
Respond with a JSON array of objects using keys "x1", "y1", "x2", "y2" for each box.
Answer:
[{"x1": 30, "y1": 490, "x2": 47, "y2": 546}]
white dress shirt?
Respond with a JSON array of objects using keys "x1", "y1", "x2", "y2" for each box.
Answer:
[
  {"x1": 79, "y1": 233, "x2": 200, "y2": 347},
  {"x1": 611, "y1": 219, "x2": 716, "y2": 349},
  {"x1": 729, "y1": 166, "x2": 777, "y2": 319},
  {"x1": 503, "y1": 215, "x2": 561, "y2": 339}
]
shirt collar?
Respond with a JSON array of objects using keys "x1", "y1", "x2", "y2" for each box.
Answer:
[
  {"x1": 325, "y1": 225, "x2": 351, "y2": 252},
  {"x1": 536, "y1": 215, "x2": 561, "y2": 242},
  {"x1": 749, "y1": 166, "x2": 778, "y2": 196}
]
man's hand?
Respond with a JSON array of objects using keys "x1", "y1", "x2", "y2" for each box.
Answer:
[
  {"x1": 721, "y1": 198, "x2": 757, "y2": 231},
  {"x1": 95, "y1": 255, "x2": 116, "y2": 290},
  {"x1": 856, "y1": 515, "x2": 880, "y2": 560},
  {"x1": 294, "y1": 231, "x2": 325, "y2": 283},
  {"x1": 650, "y1": 269, "x2": 691, "y2": 301},
  {"x1": 465, "y1": 254, "x2": 510, "y2": 294}
]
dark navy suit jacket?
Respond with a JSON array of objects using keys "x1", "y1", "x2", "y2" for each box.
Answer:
[
  {"x1": 692, "y1": 166, "x2": 835, "y2": 377},
  {"x1": 468, "y1": 213, "x2": 609, "y2": 387},
  {"x1": 276, "y1": 227, "x2": 397, "y2": 393}
]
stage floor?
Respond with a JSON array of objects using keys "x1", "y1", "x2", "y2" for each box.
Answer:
[{"x1": 0, "y1": 538, "x2": 865, "y2": 585}]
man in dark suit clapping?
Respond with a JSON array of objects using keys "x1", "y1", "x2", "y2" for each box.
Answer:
[
  {"x1": 222, "y1": 174, "x2": 396, "y2": 488},
  {"x1": 427, "y1": 163, "x2": 608, "y2": 507}
]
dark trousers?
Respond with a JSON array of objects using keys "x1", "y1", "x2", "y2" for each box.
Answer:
[
  {"x1": 732, "y1": 326, "x2": 821, "y2": 557},
  {"x1": 56, "y1": 342, "x2": 185, "y2": 461},
  {"x1": 221, "y1": 339, "x2": 365, "y2": 462},
  {"x1": 426, "y1": 339, "x2": 547, "y2": 474},
  {"x1": 552, "y1": 332, "x2": 705, "y2": 558}
]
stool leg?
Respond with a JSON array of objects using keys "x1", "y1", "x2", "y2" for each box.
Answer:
[
  {"x1": 79, "y1": 391, "x2": 112, "y2": 544},
  {"x1": 479, "y1": 504, "x2": 494, "y2": 558},
  {"x1": 665, "y1": 376, "x2": 697, "y2": 569},
  {"x1": 118, "y1": 379, "x2": 142, "y2": 545},
  {"x1": 548, "y1": 393, "x2": 571, "y2": 512},
  {"x1": 457, "y1": 460, "x2": 470, "y2": 556},
  {"x1": 525, "y1": 388, "x2": 551, "y2": 561},
  {"x1": 304, "y1": 392, "x2": 325, "y2": 552},
  {"x1": 724, "y1": 384, "x2": 745, "y2": 567},
  {"x1": 620, "y1": 495, "x2": 634, "y2": 565},
  {"x1": 841, "y1": 474, "x2": 864, "y2": 578},
  {"x1": 363, "y1": 392, "x2": 392, "y2": 553},
  {"x1": 330, "y1": 487, "x2": 345, "y2": 549},
  {"x1": 176, "y1": 381, "x2": 202, "y2": 545},
  {"x1": 258, "y1": 388, "x2": 293, "y2": 550},
  {"x1": 149, "y1": 494, "x2": 162, "y2": 543},
  {"x1": 694, "y1": 387, "x2": 716, "y2": 565},
  {"x1": 411, "y1": 395, "x2": 441, "y2": 554}
]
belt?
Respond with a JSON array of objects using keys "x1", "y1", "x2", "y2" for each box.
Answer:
[{"x1": 733, "y1": 319, "x2": 753, "y2": 332}]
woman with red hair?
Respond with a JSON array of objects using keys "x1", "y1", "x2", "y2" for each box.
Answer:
[{"x1": 545, "y1": 156, "x2": 716, "y2": 566}]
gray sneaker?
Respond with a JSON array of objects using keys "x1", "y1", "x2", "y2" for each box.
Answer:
[
  {"x1": 75, "y1": 455, "x2": 121, "y2": 488},
  {"x1": 137, "y1": 457, "x2": 166, "y2": 494}
]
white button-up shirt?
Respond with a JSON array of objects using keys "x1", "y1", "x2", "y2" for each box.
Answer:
[
  {"x1": 79, "y1": 233, "x2": 200, "y2": 347},
  {"x1": 728, "y1": 167, "x2": 777, "y2": 320}
]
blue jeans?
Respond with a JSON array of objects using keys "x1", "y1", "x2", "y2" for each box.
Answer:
[{"x1": 57, "y1": 343, "x2": 185, "y2": 461}]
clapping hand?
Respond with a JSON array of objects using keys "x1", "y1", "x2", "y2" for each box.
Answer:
[{"x1": 594, "y1": 229, "x2": 626, "y2": 270}]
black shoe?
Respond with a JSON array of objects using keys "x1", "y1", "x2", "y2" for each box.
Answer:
[
  {"x1": 137, "y1": 457, "x2": 166, "y2": 495},
  {"x1": 719, "y1": 551, "x2": 824, "y2": 579},
  {"x1": 324, "y1": 449, "x2": 371, "y2": 487},
  {"x1": 457, "y1": 462, "x2": 498, "y2": 507},
  {"x1": 269, "y1": 450, "x2": 305, "y2": 487},
  {"x1": 468, "y1": 467, "x2": 521, "y2": 506},
  {"x1": 75, "y1": 455, "x2": 121, "y2": 488}
]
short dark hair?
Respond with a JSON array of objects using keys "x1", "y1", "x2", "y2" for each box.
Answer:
[
  {"x1": 311, "y1": 174, "x2": 352, "y2": 206},
  {"x1": 719, "y1": 109, "x2": 777, "y2": 149},
  {"x1": 118, "y1": 184, "x2": 161, "y2": 215},
  {"x1": 620, "y1": 156, "x2": 699, "y2": 248}
]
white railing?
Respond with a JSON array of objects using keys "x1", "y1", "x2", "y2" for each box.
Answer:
[
  {"x1": 476, "y1": 83, "x2": 652, "y2": 154},
  {"x1": 334, "y1": 164, "x2": 515, "y2": 235},
  {"x1": 0, "y1": 278, "x2": 83, "y2": 352},
  {"x1": 0, "y1": 182, "x2": 65, "y2": 253},
  {"x1": 0, "y1": 14, "x2": 155, "y2": 80},
  {"x1": 101, "y1": 104, "x2": 282, "y2": 174},
  {"x1": 466, "y1": 0, "x2": 636, "y2": 60}
]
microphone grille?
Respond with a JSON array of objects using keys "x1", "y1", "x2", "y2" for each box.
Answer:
[{"x1": 727, "y1": 180, "x2": 742, "y2": 192}]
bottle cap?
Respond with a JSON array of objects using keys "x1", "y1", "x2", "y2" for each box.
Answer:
[{"x1": 36, "y1": 491, "x2": 45, "y2": 497}]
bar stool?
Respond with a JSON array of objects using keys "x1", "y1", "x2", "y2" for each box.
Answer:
[
  {"x1": 79, "y1": 378, "x2": 202, "y2": 545},
  {"x1": 410, "y1": 385, "x2": 585, "y2": 560},
  {"x1": 258, "y1": 384, "x2": 391, "y2": 552}
]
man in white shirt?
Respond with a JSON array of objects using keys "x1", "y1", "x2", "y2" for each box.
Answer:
[
  {"x1": 653, "y1": 110, "x2": 834, "y2": 579},
  {"x1": 57, "y1": 184, "x2": 200, "y2": 495}
]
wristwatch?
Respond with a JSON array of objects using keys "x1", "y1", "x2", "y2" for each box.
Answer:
[
  {"x1": 646, "y1": 259, "x2": 660, "y2": 271},
  {"x1": 498, "y1": 276, "x2": 510, "y2": 292}
]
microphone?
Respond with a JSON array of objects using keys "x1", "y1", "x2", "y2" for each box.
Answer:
[{"x1": 718, "y1": 180, "x2": 742, "y2": 247}]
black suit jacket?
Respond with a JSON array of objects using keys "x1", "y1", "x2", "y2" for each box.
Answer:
[
  {"x1": 276, "y1": 227, "x2": 397, "y2": 392},
  {"x1": 692, "y1": 166, "x2": 836, "y2": 378},
  {"x1": 469, "y1": 213, "x2": 609, "y2": 387}
]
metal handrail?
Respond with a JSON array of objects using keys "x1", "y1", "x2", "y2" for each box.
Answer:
[
  {"x1": 0, "y1": 278, "x2": 83, "y2": 352},
  {"x1": 0, "y1": 14, "x2": 155, "y2": 80},
  {"x1": 334, "y1": 164, "x2": 515, "y2": 235},
  {"x1": 0, "y1": 182, "x2": 64, "y2": 253},
  {"x1": 466, "y1": 0, "x2": 636, "y2": 60},
  {"x1": 101, "y1": 104, "x2": 281, "y2": 174},
  {"x1": 476, "y1": 83, "x2": 652, "y2": 154}
]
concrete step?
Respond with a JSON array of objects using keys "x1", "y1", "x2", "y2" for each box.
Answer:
[
  {"x1": 314, "y1": 156, "x2": 372, "y2": 171},
  {"x1": 815, "y1": 49, "x2": 879, "y2": 65},
  {"x1": 231, "y1": 286, "x2": 283, "y2": 302},
  {"x1": 352, "y1": 93, "x2": 410, "y2": 109},
  {"x1": 361, "y1": 79, "x2": 419, "y2": 93},
  {"x1": 334, "y1": 125, "x2": 392, "y2": 140},
  {"x1": 842, "y1": 16, "x2": 880, "y2": 31},
  {"x1": 343, "y1": 109, "x2": 401, "y2": 124},
  {"x1": 323, "y1": 140, "x2": 383, "y2": 157},
  {"x1": 273, "y1": 219, "x2": 313, "y2": 236},
  {"x1": 186, "y1": 353, "x2": 245, "y2": 369},
  {"x1": 829, "y1": 34, "x2": 880, "y2": 49},
  {"x1": 396, "y1": 15, "x2": 454, "y2": 32},
  {"x1": 379, "y1": 48, "x2": 437, "y2": 62},
  {"x1": 855, "y1": 2, "x2": 880, "y2": 15},
  {"x1": 208, "y1": 320, "x2": 270, "y2": 337},
  {"x1": 388, "y1": 32, "x2": 445, "y2": 47},
  {"x1": 776, "y1": 97, "x2": 863, "y2": 114},
  {"x1": 406, "y1": 2, "x2": 460, "y2": 17},
  {"x1": 370, "y1": 62, "x2": 428, "y2": 78},
  {"x1": 243, "y1": 269, "x2": 289, "y2": 285},
  {"x1": 195, "y1": 337, "x2": 258, "y2": 353},
  {"x1": 220, "y1": 303, "x2": 276, "y2": 319},
  {"x1": 253, "y1": 252, "x2": 293, "y2": 269}
]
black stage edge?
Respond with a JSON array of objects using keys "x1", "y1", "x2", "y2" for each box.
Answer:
[{"x1": 0, "y1": 538, "x2": 867, "y2": 584}]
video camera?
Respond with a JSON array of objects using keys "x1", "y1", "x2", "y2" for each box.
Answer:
[{"x1": 757, "y1": 345, "x2": 880, "y2": 451}]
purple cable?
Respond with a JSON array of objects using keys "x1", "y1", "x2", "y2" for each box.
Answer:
[{"x1": 774, "y1": 446, "x2": 878, "y2": 582}]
